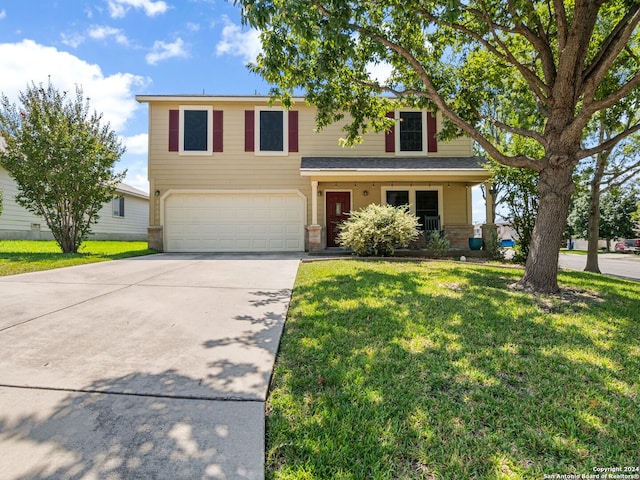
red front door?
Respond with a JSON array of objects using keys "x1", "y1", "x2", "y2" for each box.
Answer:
[{"x1": 326, "y1": 192, "x2": 351, "y2": 247}]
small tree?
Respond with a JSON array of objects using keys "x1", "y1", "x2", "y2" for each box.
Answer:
[
  {"x1": 567, "y1": 186, "x2": 639, "y2": 249},
  {"x1": 338, "y1": 203, "x2": 419, "y2": 256},
  {"x1": 486, "y1": 160, "x2": 539, "y2": 263},
  {"x1": 0, "y1": 81, "x2": 125, "y2": 253}
]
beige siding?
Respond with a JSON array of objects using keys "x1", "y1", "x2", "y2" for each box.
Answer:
[{"x1": 147, "y1": 100, "x2": 476, "y2": 227}]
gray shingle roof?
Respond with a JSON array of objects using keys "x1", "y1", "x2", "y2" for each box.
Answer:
[{"x1": 300, "y1": 156, "x2": 487, "y2": 170}]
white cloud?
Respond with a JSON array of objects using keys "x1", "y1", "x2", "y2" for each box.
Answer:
[
  {"x1": 186, "y1": 22, "x2": 200, "y2": 32},
  {"x1": 123, "y1": 133, "x2": 148, "y2": 155},
  {"x1": 107, "y1": 0, "x2": 168, "y2": 18},
  {"x1": 0, "y1": 10, "x2": 7, "y2": 20},
  {"x1": 61, "y1": 32, "x2": 86, "y2": 48},
  {"x1": 215, "y1": 18, "x2": 261, "y2": 63},
  {"x1": 88, "y1": 26, "x2": 129, "y2": 46},
  {"x1": 0, "y1": 40, "x2": 149, "y2": 132},
  {"x1": 146, "y1": 38, "x2": 188, "y2": 65}
]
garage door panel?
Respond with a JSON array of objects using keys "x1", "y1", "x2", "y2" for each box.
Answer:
[{"x1": 165, "y1": 193, "x2": 304, "y2": 252}]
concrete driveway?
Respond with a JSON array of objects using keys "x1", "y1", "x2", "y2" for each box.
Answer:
[{"x1": 0, "y1": 253, "x2": 301, "y2": 480}]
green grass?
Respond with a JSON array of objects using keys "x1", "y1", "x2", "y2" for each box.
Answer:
[
  {"x1": 267, "y1": 260, "x2": 639, "y2": 479},
  {"x1": 0, "y1": 240, "x2": 156, "y2": 276}
]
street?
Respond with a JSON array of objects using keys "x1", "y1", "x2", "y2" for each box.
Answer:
[{"x1": 558, "y1": 252, "x2": 640, "y2": 281}]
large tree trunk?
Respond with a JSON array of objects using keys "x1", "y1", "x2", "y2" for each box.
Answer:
[{"x1": 517, "y1": 163, "x2": 575, "y2": 294}]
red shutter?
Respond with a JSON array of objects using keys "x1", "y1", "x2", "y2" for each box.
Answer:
[
  {"x1": 245, "y1": 110, "x2": 255, "y2": 152},
  {"x1": 213, "y1": 110, "x2": 223, "y2": 152},
  {"x1": 288, "y1": 110, "x2": 299, "y2": 152},
  {"x1": 427, "y1": 111, "x2": 438, "y2": 152},
  {"x1": 385, "y1": 111, "x2": 395, "y2": 152},
  {"x1": 169, "y1": 109, "x2": 179, "y2": 152}
]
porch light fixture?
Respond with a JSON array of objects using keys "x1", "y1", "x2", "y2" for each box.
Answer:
[
  {"x1": 154, "y1": 190, "x2": 160, "y2": 196},
  {"x1": 317, "y1": 190, "x2": 323, "y2": 196},
  {"x1": 363, "y1": 190, "x2": 369, "y2": 196}
]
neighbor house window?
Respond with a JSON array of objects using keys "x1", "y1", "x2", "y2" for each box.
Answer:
[
  {"x1": 179, "y1": 106, "x2": 213, "y2": 155},
  {"x1": 113, "y1": 196, "x2": 125, "y2": 218},
  {"x1": 255, "y1": 108, "x2": 288, "y2": 155}
]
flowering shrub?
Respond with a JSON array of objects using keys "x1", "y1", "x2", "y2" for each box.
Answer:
[{"x1": 338, "y1": 203, "x2": 419, "y2": 256}]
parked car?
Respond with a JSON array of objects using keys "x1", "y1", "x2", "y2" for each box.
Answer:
[
  {"x1": 500, "y1": 238, "x2": 515, "y2": 248},
  {"x1": 624, "y1": 238, "x2": 640, "y2": 254},
  {"x1": 614, "y1": 241, "x2": 627, "y2": 253}
]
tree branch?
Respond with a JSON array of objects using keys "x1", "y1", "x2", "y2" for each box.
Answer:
[
  {"x1": 553, "y1": 0, "x2": 568, "y2": 51},
  {"x1": 578, "y1": 122, "x2": 640, "y2": 160},
  {"x1": 582, "y1": 6, "x2": 640, "y2": 101},
  {"x1": 312, "y1": 3, "x2": 543, "y2": 171},
  {"x1": 577, "y1": 71, "x2": 640, "y2": 126},
  {"x1": 421, "y1": 7, "x2": 551, "y2": 103},
  {"x1": 482, "y1": 117, "x2": 546, "y2": 145}
]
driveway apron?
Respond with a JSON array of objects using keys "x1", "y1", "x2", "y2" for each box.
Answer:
[{"x1": 0, "y1": 253, "x2": 301, "y2": 480}]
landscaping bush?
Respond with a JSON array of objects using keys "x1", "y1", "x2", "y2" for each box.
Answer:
[
  {"x1": 338, "y1": 203, "x2": 420, "y2": 256},
  {"x1": 484, "y1": 228, "x2": 505, "y2": 260},
  {"x1": 426, "y1": 230, "x2": 450, "y2": 256}
]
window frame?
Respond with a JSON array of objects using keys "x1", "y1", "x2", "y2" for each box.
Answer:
[
  {"x1": 254, "y1": 106, "x2": 289, "y2": 156},
  {"x1": 395, "y1": 109, "x2": 427, "y2": 155},
  {"x1": 381, "y1": 186, "x2": 443, "y2": 225},
  {"x1": 113, "y1": 196, "x2": 125, "y2": 218},
  {"x1": 179, "y1": 105, "x2": 213, "y2": 156}
]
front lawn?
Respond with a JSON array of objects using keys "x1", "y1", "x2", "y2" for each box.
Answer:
[
  {"x1": 0, "y1": 240, "x2": 156, "y2": 276},
  {"x1": 267, "y1": 260, "x2": 639, "y2": 479}
]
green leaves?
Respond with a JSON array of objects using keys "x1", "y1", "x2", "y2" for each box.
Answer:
[
  {"x1": 337, "y1": 203, "x2": 420, "y2": 256},
  {"x1": 0, "y1": 80, "x2": 125, "y2": 253}
]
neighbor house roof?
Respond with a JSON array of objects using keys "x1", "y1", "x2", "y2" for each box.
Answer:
[{"x1": 116, "y1": 183, "x2": 149, "y2": 199}]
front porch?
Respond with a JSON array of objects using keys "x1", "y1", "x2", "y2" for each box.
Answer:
[{"x1": 300, "y1": 156, "x2": 495, "y2": 252}]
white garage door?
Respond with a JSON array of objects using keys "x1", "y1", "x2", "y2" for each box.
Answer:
[{"x1": 164, "y1": 192, "x2": 305, "y2": 252}]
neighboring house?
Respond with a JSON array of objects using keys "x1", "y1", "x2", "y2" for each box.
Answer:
[
  {"x1": 136, "y1": 95, "x2": 493, "y2": 252},
  {"x1": 0, "y1": 166, "x2": 149, "y2": 241}
]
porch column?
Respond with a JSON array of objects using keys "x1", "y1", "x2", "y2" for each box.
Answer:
[
  {"x1": 485, "y1": 182, "x2": 495, "y2": 225},
  {"x1": 311, "y1": 181, "x2": 318, "y2": 225}
]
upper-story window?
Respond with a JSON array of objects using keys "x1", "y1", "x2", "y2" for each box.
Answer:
[
  {"x1": 386, "y1": 109, "x2": 438, "y2": 154},
  {"x1": 168, "y1": 106, "x2": 223, "y2": 155},
  {"x1": 399, "y1": 111, "x2": 424, "y2": 152},
  {"x1": 255, "y1": 108, "x2": 288, "y2": 155},
  {"x1": 179, "y1": 106, "x2": 212, "y2": 155},
  {"x1": 244, "y1": 108, "x2": 299, "y2": 155},
  {"x1": 258, "y1": 110, "x2": 286, "y2": 153}
]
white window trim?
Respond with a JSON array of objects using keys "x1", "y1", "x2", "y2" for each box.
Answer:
[
  {"x1": 179, "y1": 105, "x2": 213, "y2": 156},
  {"x1": 381, "y1": 186, "x2": 443, "y2": 221},
  {"x1": 254, "y1": 106, "x2": 288, "y2": 156},
  {"x1": 395, "y1": 109, "x2": 427, "y2": 156}
]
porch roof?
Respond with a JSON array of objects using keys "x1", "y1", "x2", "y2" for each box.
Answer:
[{"x1": 300, "y1": 156, "x2": 489, "y2": 180}]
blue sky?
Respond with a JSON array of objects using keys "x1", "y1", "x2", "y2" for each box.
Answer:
[{"x1": 0, "y1": 0, "x2": 488, "y2": 222}]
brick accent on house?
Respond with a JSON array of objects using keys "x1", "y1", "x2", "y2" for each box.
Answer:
[
  {"x1": 147, "y1": 225, "x2": 164, "y2": 252},
  {"x1": 444, "y1": 224, "x2": 474, "y2": 249},
  {"x1": 307, "y1": 225, "x2": 323, "y2": 253}
]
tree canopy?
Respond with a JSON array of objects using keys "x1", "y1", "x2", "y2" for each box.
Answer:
[
  {"x1": 0, "y1": 81, "x2": 125, "y2": 253},
  {"x1": 239, "y1": 0, "x2": 640, "y2": 292}
]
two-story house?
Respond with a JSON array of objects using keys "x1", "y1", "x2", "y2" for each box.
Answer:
[{"x1": 135, "y1": 95, "x2": 492, "y2": 253}]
